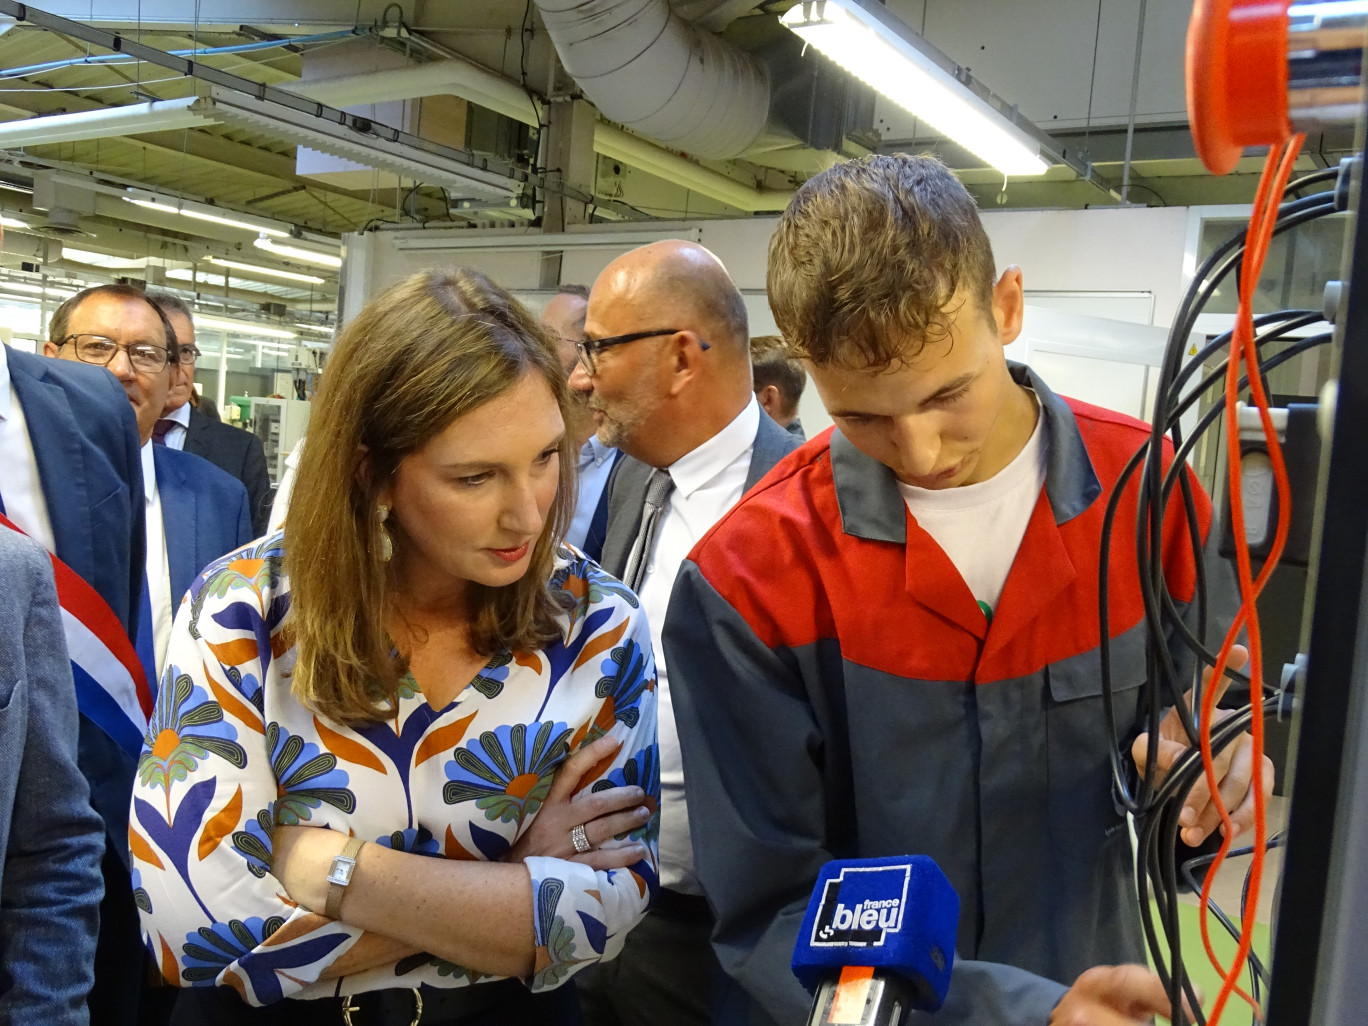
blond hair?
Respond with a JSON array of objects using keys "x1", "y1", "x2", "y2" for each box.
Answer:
[
  {"x1": 285, "y1": 268, "x2": 575, "y2": 724},
  {"x1": 767, "y1": 153, "x2": 996, "y2": 370}
]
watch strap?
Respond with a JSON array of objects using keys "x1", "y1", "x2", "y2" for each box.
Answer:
[{"x1": 324, "y1": 836, "x2": 364, "y2": 919}]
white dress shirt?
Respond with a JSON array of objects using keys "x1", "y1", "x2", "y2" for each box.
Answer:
[
  {"x1": 0, "y1": 345, "x2": 57, "y2": 552},
  {"x1": 637, "y1": 397, "x2": 759, "y2": 893},
  {"x1": 160, "y1": 400, "x2": 192, "y2": 450},
  {"x1": 566, "y1": 434, "x2": 617, "y2": 552},
  {"x1": 142, "y1": 441, "x2": 174, "y2": 682}
]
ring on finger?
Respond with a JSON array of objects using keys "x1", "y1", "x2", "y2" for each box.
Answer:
[{"x1": 571, "y1": 823, "x2": 592, "y2": 854}]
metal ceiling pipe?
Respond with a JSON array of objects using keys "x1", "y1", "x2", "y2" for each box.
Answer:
[
  {"x1": 532, "y1": 0, "x2": 770, "y2": 159},
  {"x1": 593, "y1": 124, "x2": 792, "y2": 211}
]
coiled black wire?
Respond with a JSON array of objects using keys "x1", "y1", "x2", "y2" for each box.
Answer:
[{"x1": 1094, "y1": 171, "x2": 1344, "y2": 1025}]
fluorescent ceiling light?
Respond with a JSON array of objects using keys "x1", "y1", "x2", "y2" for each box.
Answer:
[
  {"x1": 0, "y1": 214, "x2": 28, "y2": 229},
  {"x1": 61, "y1": 246, "x2": 149, "y2": 270},
  {"x1": 0, "y1": 281, "x2": 77, "y2": 298},
  {"x1": 195, "y1": 314, "x2": 297, "y2": 340},
  {"x1": 124, "y1": 197, "x2": 289, "y2": 238},
  {"x1": 254, "y1": 235, "x2": 342, "y2": 269},
  {"x1": 293, "y1": 322, "x2": 334, "y2": 334},
  {"x1": 0, "y1": 181, "x2": 32, "y2": 194},
  {"x1": 206, "y1": 257, "x2": 326, "y2": 285},
  {"x1": 780, "y1": 0, "x2": 1050, "y2": 176},
  {"x1": 0, "y1": 96, "x2": 214, "y2": 148}
]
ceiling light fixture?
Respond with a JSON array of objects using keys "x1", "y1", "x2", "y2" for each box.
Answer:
[
  {"x1": 780, "y1": 0, "x2": 1051, "y2": 176},
  {"x1": 293, "y1": 322, "x2": 334, "y2": 334},
  {"x1": 0, "y1": 214, "x2": 28, "y2": 229},
  {"x1": 0, "y1": 96, "x2": 214, "y2": 148},
  {"x1": 195, "y1": 314, "x2": 297, "y2": 340},
  {"x1": 253, "y1": 234, "x2": 342, "y2": 269},
  {"x1": 205, "y1": 257, "x2": 326, "y2": 285},
  {"x1": 60, "y1": 246, "x2": 149, "y2": 270},
  {"x1": 124, "y1": 197, "x2": 289, "y2": 238}
]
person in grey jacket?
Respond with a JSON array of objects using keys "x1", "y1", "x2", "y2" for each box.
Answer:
[{"x1": 0, "y1": 528, "x2": 106, "y2": 1025}]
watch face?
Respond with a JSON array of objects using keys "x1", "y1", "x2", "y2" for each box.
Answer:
[{"x1": 327, "y1": 856, "x2": 356, "y2": 887}]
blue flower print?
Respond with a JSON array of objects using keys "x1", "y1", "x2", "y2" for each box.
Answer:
[
  {"x1": 377, "y1": 826, "x2": 441, "y2": 857},
  {"x1": 443, "y1": 721, "x2": 573, "y2": 825},
  {"x1": 266, "y1": 722, "x2": 356, "y2": 825},
  {"x1": 231, "y1": 807, "x2": 274, "y2": 878},
  {"x1": 595, "y1": 636, "x2": 654, "y2": 730},
  {"x1": 182, "y1": 916, "x2": 284, "y2": 985},
  {"x1": 138, "y1": 671, "x2": 246, "y2": 795},
  {"x1": 592, "y1": 743, "x2": 660, "y2": 843}
]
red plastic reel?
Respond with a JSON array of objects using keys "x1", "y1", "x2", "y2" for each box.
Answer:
[{"x1": 1187, "y1": 0, "x2": 1292, "y2": 175}]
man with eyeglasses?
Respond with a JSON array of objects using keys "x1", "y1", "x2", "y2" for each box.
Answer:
[
  {"x1": 42, "y1": 283, "x2": 253, "y2": 1022},
  {"x1": 540, "y1": 283, "x2": 621, "y2": 562},
  {"x1": 147, "y1": 292, "x2": 272, "y2": 535},
  {"x1": 570, "y1": 240, "x2": 801, "y2": 1026},
  {"x1": 45, "y1": 285, "x2": 253, "y2": 683}
]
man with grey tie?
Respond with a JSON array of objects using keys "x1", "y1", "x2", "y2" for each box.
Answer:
[{"x1": 569, "y1": 240, "x2": 802, "y2": 1026}]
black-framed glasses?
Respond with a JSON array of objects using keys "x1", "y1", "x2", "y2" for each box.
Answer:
[
  {"x1": 574, "y1": 328, "x2": 710, "y2": 375},
  {"x1": 175, "y1": 345, "x2": 202, "y2": 365},
  {"x1": 59, "y1": 333, "x2": 171, "y2": 373}
]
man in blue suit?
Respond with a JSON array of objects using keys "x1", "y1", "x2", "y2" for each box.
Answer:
[
  {"x1": 43, "y1": 283, "x2": 252, "y2": 1024},
  {"x1": 45, "y1": 285, "x2": 253, "y2": 687}
]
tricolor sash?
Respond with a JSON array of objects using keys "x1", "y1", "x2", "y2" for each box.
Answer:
[{"x1": 0, "y1": 512, "x2": 152, "y2": 756}]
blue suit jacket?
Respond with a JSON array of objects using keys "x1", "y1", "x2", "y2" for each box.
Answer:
[
  {"x1": 7, "y1": 347, "x2": 147, "y2": 1025},
  {"x1": 151, "y1": 445, "x2": 253, "y2": 608},
  {"x1": 6, "y1": 346, "x2": 144, "y2": 633}
]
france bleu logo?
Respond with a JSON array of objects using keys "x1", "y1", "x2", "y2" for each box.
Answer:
[{"x1": 810, "y1": 863, "x2": 911, "y2": 947}]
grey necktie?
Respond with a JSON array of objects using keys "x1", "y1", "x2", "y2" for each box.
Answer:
[{"x1": 623, "y1": 469, "x2": 675, "y2": 593}]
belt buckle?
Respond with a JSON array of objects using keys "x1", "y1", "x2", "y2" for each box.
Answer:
[{"x1": 341, "y1": 988, "x2": 424, "y2": 1026}]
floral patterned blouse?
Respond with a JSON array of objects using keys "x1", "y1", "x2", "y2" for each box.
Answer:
[{"x1": 130, "y1": 532, "x2": 660, "y2": 1005}]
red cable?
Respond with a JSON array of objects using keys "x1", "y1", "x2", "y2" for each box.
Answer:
[{"x1": 1198, "y1": 133, "x2": 1303, "y2": 1023}]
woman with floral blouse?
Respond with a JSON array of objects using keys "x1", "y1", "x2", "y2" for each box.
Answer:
[{"x1": 131, "y1": 268, "x2": 659, "y2": 1025}]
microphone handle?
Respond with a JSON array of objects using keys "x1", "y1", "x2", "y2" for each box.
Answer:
[{"x1": 807, "y1": 969, "x2": 919, "y2": 1026}]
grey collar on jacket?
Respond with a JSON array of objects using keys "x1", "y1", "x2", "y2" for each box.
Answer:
[{"x1": 831, "y1": 362, "x2": 1102, "y2": 545}]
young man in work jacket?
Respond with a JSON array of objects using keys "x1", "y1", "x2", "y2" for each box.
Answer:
[{"x1": 664, "y1": 154, "x2": 1269, "y2": 1026}]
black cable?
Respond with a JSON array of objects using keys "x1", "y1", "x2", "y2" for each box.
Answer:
[
  {"x1": 1098, "y1": 195, "x2": 1337, "y2": 812},
  {"x1": 1099, "y1": 177, "x2": 1338, "y2": 1020}
]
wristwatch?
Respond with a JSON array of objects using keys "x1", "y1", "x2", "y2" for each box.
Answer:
[{"x1": 324, "y1": 836, "x2": 364, "y2": 919}]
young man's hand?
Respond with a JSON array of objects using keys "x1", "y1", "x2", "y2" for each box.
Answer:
[
  {"x1": 1131, "y1": 644, "x2": 1275, "y2": 846},
  {"x1": 1050, "y1": 964, "x2": 1194, "y2": 1025}
]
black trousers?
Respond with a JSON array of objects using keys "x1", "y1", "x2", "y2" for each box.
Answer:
[
  {"x1": 575, "y1": 893, "x2": 719, "y2": 1026},
  {"x1": 169, "y1": 978, "x2": 582, "y2": 1026}
]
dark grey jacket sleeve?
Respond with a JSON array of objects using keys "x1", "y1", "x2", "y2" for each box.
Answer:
[
  {"x1": 666, "y1": 561, "x2": 1068, "y2": 1026},
  {"x1": 239, "y1": 431, "x2": 273, "y2": 537},
  {"x1": 0, "y1": 533, "x2": 105, "y2": 1025}
]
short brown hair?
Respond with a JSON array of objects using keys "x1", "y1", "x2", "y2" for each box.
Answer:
[
  {"x1": 49, "y1": 283, "x2": 179, "y2": 357},
  {"x1": 750, "y1": 336, "x2": 805, "y2": 415},
  {"x1": 767, "y1": 154, "x2": 996, "y2": 370},
  {"x1": 285, "y1": 268, "x2": 576, "y2": 725}
]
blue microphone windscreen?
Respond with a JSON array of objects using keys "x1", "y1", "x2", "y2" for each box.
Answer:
[{"x1": 790, "y1": 855, "x2": 959, "y2": 1012}]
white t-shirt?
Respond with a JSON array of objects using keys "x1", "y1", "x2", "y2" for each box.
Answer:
[{"x1": 898, "y1": 404, "x2": 1047, "y2": 620}]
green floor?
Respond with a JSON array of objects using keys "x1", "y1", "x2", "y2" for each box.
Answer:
[{"x1": 1150, "y1": 900, "x2": 1271, "y2": 1022}]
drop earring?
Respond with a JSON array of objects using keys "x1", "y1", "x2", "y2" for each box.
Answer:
[{"x1": 377, "y1": 504, "x2": 394, "y2": 562}]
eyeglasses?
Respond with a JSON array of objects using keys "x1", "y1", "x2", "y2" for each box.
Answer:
[
  {"x1": 175, "y1": 345, "x2": 201, "y2": 365},
  {"x1": 574, "y1": 328, "x2": 710, "y2": 376},
  {"x1": 59, "y1": 333, "x2": 171, "y2": 373}
]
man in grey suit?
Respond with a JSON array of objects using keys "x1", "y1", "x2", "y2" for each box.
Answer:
[
  {"x1": 0, "y1": 528, "x2": 105, "y2": 1025},
  {"x1": 569, "y1": 240, "x2": 801, "y2": 1026}
]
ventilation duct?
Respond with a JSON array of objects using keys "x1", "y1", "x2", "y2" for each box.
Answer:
[{"x1": 532, "y1": 0, "x2": 770, "y2": 159}]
